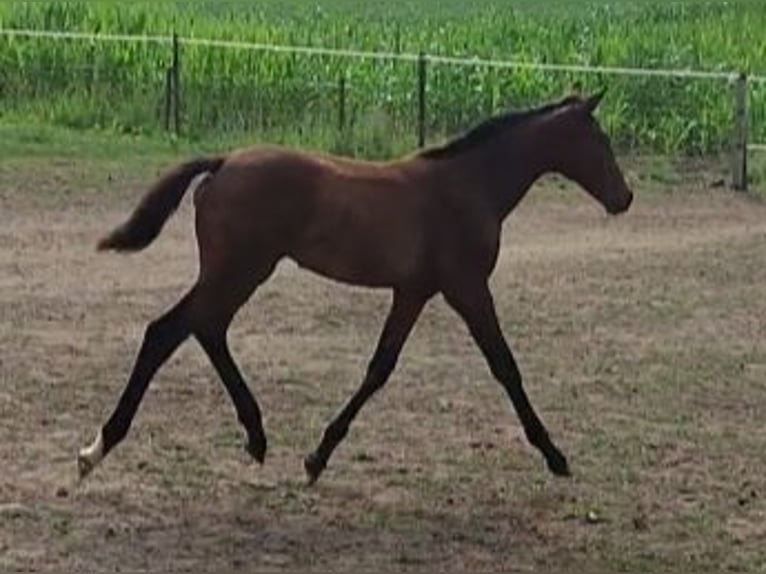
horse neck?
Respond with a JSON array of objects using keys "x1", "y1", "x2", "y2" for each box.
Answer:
[{"x1": 443, "y1": 117, "x2": 557, "y2": 220}]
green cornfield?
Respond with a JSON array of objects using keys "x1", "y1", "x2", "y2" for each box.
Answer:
[{"x1": 1, "y1": 0, "x2": 765, "y2": 156}]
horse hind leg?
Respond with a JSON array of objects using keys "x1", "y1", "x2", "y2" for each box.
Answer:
[
  {"x1": 77, "y1": 255, "x2": 278, "y2": 480},
  {"x1": 195, "y1": 326, "x2": 268, "y2": 463},
  {"x1": 78, "y1": 288, "x2": 196, "y2": 480},
  {"x1": 191, "y1": 259, "x2": 279, "y2": 464}
]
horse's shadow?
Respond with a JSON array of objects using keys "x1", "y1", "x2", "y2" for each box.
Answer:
[{"x1": 153, "y1": 477, "x2": 552, "y2": 570}]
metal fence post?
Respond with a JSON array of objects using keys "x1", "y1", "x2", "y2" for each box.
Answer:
[
  {"x1": 338, "y1": 73, "x2": 347, "y2": 133},
  {"x1": 164, "y1": 67, "x2": 172, "y2": 133},
  {"x1": 172, "y1": 32, "x2": 181, "y2": 136},
  {"x1": 417, "y1": 52, "x2": 427, "y2": 148},
  {"x1": 732, "y1": 72, "x2": 748, "y2": 191}
]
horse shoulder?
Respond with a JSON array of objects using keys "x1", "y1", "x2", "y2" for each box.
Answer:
[{"x1": 428, "y1": 188, "x2": 501, "y2": 280}]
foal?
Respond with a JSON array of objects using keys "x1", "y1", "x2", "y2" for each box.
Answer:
[{"x1": 78, "y1": 90, "x2": 633, "y2": 484}]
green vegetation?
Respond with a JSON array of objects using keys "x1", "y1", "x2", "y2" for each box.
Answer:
[{"x1": 1, "y1": 0, "x2": 765, "y2": 156}]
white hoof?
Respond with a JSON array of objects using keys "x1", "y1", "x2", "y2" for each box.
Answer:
[{"x1": 77, "y1": 433, "x2": 104, "y2": 481}]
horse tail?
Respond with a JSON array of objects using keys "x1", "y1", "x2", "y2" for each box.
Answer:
[{"x1": 97, "y1": 155, "x2": 226, "y2": 252}]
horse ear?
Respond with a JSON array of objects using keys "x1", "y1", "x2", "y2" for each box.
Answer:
[{"x1": 584, "y1": 88, "x2": 607, "y2": 113}]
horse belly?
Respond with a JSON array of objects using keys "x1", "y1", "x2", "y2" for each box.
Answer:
[{"x1": 291, "y1": 222, "x2": 420, "y2": 288}]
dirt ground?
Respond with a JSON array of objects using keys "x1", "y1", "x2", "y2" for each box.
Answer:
[{"x1": 1, "y1": 153, "x2": 766, "y2": 571}]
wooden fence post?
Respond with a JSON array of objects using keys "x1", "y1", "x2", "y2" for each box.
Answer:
[
  {"x1": 417, "y1": 52, "x2": 427, "y2": 148},
  {"x1": 732, "y1": 72, "x2": 748, "y2": 191}
]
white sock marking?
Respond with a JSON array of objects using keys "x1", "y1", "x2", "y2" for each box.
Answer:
[{"x1": 77, "y1": 432, "x2": 104, "y2": 480}]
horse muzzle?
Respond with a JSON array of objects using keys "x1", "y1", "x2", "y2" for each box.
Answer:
[{"x1": 607, "y1": 190, "x2": 633, "y2": 215}]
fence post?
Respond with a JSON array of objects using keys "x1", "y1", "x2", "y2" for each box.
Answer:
[
  {"x1": 417, "y1": 52, "x2": 427, "y2": 148},
  {"x1": 338, "y1": 74, "x2": 347, "y2": 133},
  {"x1": 732, "y1": 72, "x2": 748, "y2": 191},
  {"x1": 164, "y1": 67, "x2": 172, "y2": 133},
  {"x1": 171, "y1": 31, "x2": 181, "y2": 136}
]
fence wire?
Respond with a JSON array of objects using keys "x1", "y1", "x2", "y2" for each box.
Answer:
[
  {"x1": 2, "y1": 28, "x2": 761, "y2": 82},
  {"x1": 1, "y1": 27, "x2": 764, "y2": 162}
]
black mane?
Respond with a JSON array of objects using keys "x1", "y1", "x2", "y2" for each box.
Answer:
[{"x1": 419, "y1": 96, "x2": 579, "y2": 160}]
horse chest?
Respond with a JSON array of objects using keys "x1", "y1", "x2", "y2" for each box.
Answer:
[{"x1": 435, "y1": 215, "x2": 500, "y2": 278}]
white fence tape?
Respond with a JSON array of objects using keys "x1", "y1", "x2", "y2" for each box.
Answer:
[
  {"x1": 2, "y1": 27, "x2": 764, "y2": 83},
  {"x1": 0, "y1": 28, "x2": 173, "y2": 45}
]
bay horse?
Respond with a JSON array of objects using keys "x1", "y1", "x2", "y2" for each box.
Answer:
[{"x1": 77, "y1": 90, "x2": 633, "y2": 484}]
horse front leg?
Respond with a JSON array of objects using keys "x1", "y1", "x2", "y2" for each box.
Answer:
[
  {"x1": 304, "y1": 288, "x2": 428, "y2": 484},
  {"x1": 444, "y1": 280, "x2": 570, "y2": 477}
]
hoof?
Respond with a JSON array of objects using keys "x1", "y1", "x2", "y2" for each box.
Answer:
[
  {"x1": 546, "y1": 448, "x2": 571, "y2": 477},
  {"x1": 77, "y1": 452, "x2": 96, "y2": 481},
  {"x1": 245, "y1": 437, "x2": 267, "y2": 465},
  {"x1": 77, "y1": 433, "x2": 104, "y2": 482},
  {"x1": 77, "y1": 433, "x2": 104, "y2": 480},
  {"x1": 304, "y1": 452, "x2": 326, "y2": 486}
]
